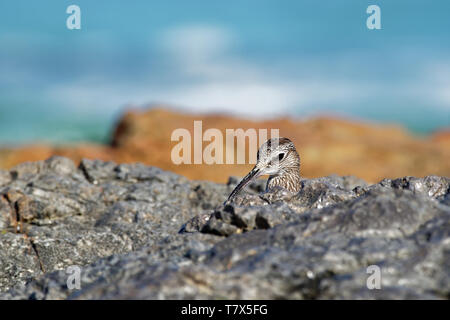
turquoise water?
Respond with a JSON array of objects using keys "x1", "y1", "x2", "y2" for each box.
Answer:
[{"x1": 0, "y1": 0, "x2": 449, "y2": 145}]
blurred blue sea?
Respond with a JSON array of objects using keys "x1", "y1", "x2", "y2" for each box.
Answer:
[{"x1": 0, "y1": 0, "x2": 449, "y2": 145}]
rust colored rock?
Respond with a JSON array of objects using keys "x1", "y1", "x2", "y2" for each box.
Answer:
[{"x1": 0, "y1": 107, "x2": 449, "y2": 183}]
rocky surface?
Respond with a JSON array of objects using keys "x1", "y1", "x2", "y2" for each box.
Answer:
[
  {"x1": 1, "y1": 107, "x2": 449, "y2": 183},
  {"x1": 0, "y1": 156, "x2": 449, "y2": 299}
]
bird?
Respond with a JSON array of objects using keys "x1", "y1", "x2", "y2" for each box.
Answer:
[{"x1": 226, "y1": 137, "x2": 301, "y2": 202}]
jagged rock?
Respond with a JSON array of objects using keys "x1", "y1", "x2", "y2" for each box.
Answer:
[
  {"x1": 0, "y1": 157, "x2": 448, "y2": 299},
  {"x1": 377, "y1": 176, "x2": 449, "y2": 199}
]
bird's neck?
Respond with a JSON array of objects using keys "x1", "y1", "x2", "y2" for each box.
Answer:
[{"x1": 266, "y1": 167, "x2": 301, "y2": 193}]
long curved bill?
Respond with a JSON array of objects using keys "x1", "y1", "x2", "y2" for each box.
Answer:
[{"x1": 226, "y1": 167, "x2": 261, "y2": 203}]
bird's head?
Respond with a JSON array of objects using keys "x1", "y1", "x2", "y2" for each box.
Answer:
[
  {"x1": 255, "y1": 137, "x2": 299, "y2": 176},
  {"x1": 226, "y1": 137, "x2": 300, "y2": 202}
]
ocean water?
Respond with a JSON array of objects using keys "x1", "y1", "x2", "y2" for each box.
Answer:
[{"x1": 0, "y1": 0, "x2": 449, "y2": 145}]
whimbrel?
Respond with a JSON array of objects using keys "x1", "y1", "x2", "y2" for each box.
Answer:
[{"x1": 226, "y1": 137, "x2": 301, "y2": 202}]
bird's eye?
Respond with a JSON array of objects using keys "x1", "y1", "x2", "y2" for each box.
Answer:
[{"x1": 278, "y1": 153, "x2": 285, "y2": 161}]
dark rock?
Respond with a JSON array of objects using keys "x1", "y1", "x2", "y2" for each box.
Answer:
[
  {"x1": 0, "y1": 157, "x2": 448, "y2": 299},
  {"x1": 387, "y1": 176, "x2": 449, "y2": 199}
]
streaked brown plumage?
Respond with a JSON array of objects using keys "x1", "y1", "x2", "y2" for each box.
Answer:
[{"x1": 226, "y1": 137, "x2": 301, "y2": 202}]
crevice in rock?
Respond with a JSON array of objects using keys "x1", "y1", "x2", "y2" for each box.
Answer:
[
  {"x1": 28, "y1": 237, "x2": 45, "y2": 273},
  {"x1": 78, "y1": 162, "x2": 94, "y2": 184},
  {"x1": 2, "y1": 192, "x2": 45, "y2": 273},
  {"x1": 9, "y1": 171, "x2": 18, "y2": 181},
  {"x1": 255, "y1": 216, "x2": 270, "y2": 229}
]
